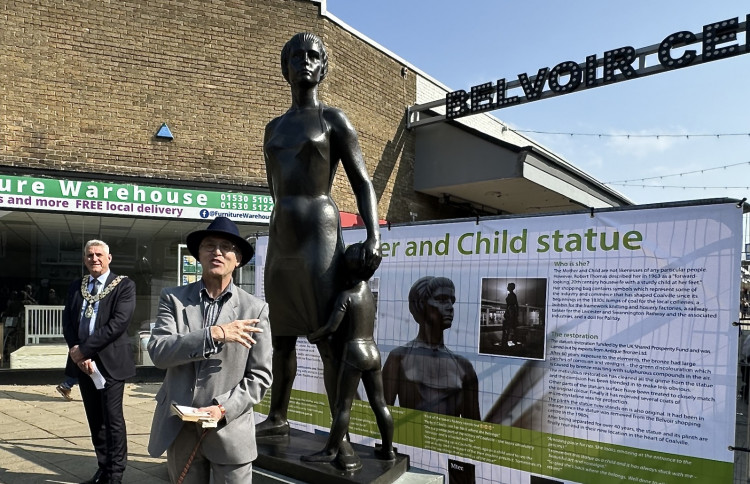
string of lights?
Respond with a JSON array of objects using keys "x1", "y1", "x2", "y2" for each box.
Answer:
[
  {"x1": 609, "y1": 183, "x2": 750, "y2": 189},
  {"x1": 506, "y1": 128, "x2": 750, "y2": 190},
  {"x1": 513, "y1": 129, "x2": 750, "y2": 139},
  {"x1": 604, "y1": 161, "x2": 750, "y2": 184}
]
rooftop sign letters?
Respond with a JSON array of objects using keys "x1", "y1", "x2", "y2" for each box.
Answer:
[{"x1": 443, "y1": 15, "x2": 748, "y2": 121}]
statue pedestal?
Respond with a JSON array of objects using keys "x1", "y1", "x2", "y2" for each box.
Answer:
[{"x1": 256, "y1": 428, "x2": 419, "y2": 484}]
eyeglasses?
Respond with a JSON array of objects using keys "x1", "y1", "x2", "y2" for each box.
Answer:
[{"x1": 199, "y1": 242, "x2": 237, "y2": 254}]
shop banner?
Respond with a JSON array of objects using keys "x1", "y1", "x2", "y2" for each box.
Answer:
[
  {"x1": 0, "y1": 174, "x2": 272, "y2": 223},
  {"x1": 254, "y1": 201, "x2": 741, "y2": 483}
]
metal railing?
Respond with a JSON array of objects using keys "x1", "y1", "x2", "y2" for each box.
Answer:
[{"x1": 24, "y1": 305, "x2": 65, "y2": 345}]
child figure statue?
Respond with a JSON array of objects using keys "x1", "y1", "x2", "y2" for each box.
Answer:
[{"x1": 301, "y1": 242, "x2": 395, "y2": 470}]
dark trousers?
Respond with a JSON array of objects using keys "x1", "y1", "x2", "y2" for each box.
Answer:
[{"x1": 79, "y1": 374, "x2": 128, "y2": 480}]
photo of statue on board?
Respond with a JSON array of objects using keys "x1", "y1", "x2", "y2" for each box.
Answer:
[
  {"x1": 382, "y1": 276, "x2": 481, "y2": 420},
  {"x1": 478, "y1": 277, "x2": 547, "y2": 360}
]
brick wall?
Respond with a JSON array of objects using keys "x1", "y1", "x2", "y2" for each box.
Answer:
[{"x1": 0, "y1": 0, "x2": 454, "y2": 223}]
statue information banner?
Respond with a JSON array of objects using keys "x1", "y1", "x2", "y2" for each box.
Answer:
[{"x1": 255, "y1": 200, "x2": 740, "y2": 483}]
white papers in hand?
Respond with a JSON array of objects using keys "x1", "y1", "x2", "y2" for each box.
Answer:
[{"x1": 88, "y1": 361, "x2": 107, "y2": 390}]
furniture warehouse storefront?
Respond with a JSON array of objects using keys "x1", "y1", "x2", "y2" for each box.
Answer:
[{"x1": 0, "y1": 173, "x2": 271, "y2": 371}]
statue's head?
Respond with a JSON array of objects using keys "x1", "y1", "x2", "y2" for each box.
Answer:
[
  {"x1": 507, "y1": 282, "x2": 515, "y2": 291},
  {"x1": 281, "y1": 32, "x2": 328, "y2": 84},
  {"x1": 344, "y1": 243, "x2": 375, "y2": 282},
  {"x1": 408, "y1": 276, "x2": 456, "y2": 330}
]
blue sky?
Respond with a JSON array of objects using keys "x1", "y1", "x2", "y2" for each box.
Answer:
[{"x1": 325, "y1": 1, "x2": 750, "y2": 205}]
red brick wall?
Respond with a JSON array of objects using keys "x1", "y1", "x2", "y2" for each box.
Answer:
[{"x1": 0, "y1": 0, "x2": 454, "y2": 223}]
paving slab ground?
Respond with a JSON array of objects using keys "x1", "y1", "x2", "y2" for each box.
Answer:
[
  {"x1": 0, "y1": 384, "x2": 442, "y2": 484},
  {"x1": 0, "y1": 383, "x2": 169, "y2": 484}
]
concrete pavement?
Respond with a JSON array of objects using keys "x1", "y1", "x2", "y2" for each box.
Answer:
[
  {"x1": 0, "y1": 383, "x2": 168, "y2": 484},
  {"x1": 0, "y1": 384, "x2": 443, "y2": 484}
]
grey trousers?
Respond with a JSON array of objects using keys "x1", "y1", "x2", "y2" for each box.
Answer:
[{"x1": 167, "y1": 423, "x2": 253, "y2": 484}]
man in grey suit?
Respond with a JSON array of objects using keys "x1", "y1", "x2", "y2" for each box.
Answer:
[{"x1": 147, "y1": 217, "x2": 272, "y2": 484}]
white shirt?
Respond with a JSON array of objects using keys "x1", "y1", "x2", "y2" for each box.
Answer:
[{"x1": 80, "y1": 271, "x2": 110, "y2": 337}]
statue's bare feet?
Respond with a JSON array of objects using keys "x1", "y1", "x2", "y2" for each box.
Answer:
[
  {"x1": 255, "y1": 417, "x2": 290, "y2": 437},
  {"x1": 374, "y1": 446, "x2": 396, "y2": 460},
  {"x1": 300, "y1": 449, "x2": 337, "y2": 463},
  {"x1": 335, "y1": 451, "x2": 362, "y2": 471}
]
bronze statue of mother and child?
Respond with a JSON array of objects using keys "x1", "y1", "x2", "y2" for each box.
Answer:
[{"x1": 258, "y1": 32, "x2": 394, "y2": 472}]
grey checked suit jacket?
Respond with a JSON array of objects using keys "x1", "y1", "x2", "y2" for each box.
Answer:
[{"x1": 146, "y1": 281, "x2": 272, "y2": 464}]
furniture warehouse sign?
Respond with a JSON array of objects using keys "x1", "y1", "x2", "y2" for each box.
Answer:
[
  {"x1": 0, "y1": 174, "x2": 272, "y2": 223},
  {"x1": 255, "y1": 200, "x2": 741, "y2": 483}
]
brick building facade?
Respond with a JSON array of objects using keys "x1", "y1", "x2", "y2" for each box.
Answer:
[
  {"x1": 0, "y1": 0, "x2": 466, "y2": 369},
  {"x1": 1, "y1": 0, "x2": 445, "y2": 222},
  {"x1": 0, "y1": 0, "x2": 626, "y2": 368}
]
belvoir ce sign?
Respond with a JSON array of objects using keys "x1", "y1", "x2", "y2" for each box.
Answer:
[{"x1": 444, "y1": 15, "x2": 748, "y2": 121}]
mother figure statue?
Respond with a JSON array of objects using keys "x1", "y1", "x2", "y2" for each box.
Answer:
[{"x1": 257, "y1": 32, "x2": 382, "y2": 439}]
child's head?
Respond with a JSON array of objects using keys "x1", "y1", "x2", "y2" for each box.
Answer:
[{"x1": 344, "y1": 243, "x2": 376, "y2": 282}]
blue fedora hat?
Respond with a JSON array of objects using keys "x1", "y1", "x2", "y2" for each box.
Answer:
[{"x1": 186, "y1": 216, "x2": 254, "y2": 267}]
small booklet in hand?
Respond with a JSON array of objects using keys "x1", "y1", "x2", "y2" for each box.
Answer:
[{"x1": 170, "y1": 403, "x2": 218, "y2": 428}]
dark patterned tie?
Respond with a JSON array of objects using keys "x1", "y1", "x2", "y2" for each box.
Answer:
[{"x1": 78, "y1": 279, "x2": 99, "y2": 342}]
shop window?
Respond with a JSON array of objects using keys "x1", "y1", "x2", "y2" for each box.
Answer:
[{"x1": 0, "y1": 210, "x2": 262, "y2": 371}]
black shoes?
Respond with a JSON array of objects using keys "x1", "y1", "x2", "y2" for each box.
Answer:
[{"x1": 80, "y1": 469, "x2": 108, "y2": 484}]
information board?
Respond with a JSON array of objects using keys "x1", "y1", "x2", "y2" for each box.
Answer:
[{"x1": 255, "y1": 200, "x2": 741, "y2": 483}]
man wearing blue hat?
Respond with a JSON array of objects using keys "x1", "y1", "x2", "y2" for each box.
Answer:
[{"x1": 147, "y1": 217, "x2": 272, "y2": 484}]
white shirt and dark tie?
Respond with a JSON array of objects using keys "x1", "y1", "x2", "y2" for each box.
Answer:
[{"x1": 78, "y1": 272, "x2": 108, "y2": 342}]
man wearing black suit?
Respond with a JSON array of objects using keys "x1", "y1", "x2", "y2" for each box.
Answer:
[{"x1": 62, "y1": 239, "x2": 136, "y2": 484}]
